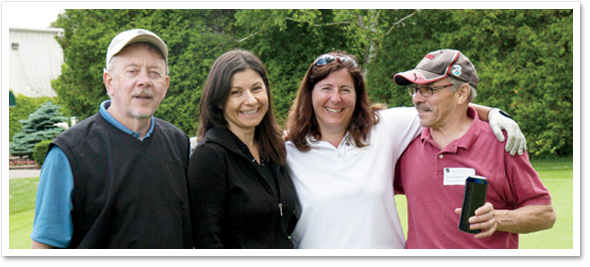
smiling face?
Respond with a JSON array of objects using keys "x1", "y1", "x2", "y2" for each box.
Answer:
[
  {"x1": 103, "y1": 43, "x2": 169, "y2": 125},
  {"x1": 311, "y1": 68, "x2": 357, "y2": 136},
  {"x1": 223, "y1": 68, "x2": 269, "y2": 135}
]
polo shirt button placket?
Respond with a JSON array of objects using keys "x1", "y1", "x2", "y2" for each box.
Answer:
[
  {"x1": 337, "y1": 143, "x2": 345, "y2": 159},
  {"x1": 438, "y1": 154, "x2": 444, "y2": 159}
]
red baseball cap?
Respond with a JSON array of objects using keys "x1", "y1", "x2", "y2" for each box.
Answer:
[{"x1": 393, "y1": 49, "x2": 479, "y2": 88}]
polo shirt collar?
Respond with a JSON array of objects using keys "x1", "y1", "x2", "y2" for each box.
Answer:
[
  {"x1": 419, "y1": 106, "x2": 481, "y2": 153},
  {"x1": 99, "y1": 100, "x2": 155, "y2": 141},
  {"x1": 306, "y1": 131, "x2": 354, "y2": 149}
]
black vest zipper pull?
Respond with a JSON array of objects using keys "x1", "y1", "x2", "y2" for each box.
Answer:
[{"x1": 279, "y1": 203, "x2": 283, "y2": 216}]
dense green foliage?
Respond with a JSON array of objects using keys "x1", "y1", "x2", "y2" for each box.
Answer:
[
  {"x1": 32, "y1": 140, "x2": 53, "y2": 165},
  {"x1": 9, "y1": 101, "x2": 67, "y2": 157},
  {"x1": 372, "y1": 10, "x2": 573, "y2": 157},
  {"x1": 51, "y1": 9, "x2": 573, "y2": 157},
  {"x1": 53, "y1": 10, "x2": 235, "y2": 136}
]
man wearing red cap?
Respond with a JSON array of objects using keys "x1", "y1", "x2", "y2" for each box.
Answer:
[{"x1": 393, "y1": 49, "x2": 555, "y2": 249}]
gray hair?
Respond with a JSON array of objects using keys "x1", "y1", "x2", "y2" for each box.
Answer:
[{"x1": 449, "y1": 77, "x2": 477, "y2": 102}]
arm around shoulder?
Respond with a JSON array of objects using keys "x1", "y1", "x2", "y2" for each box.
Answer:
[{"x1": 470, "y1": 103, "x2": 526, "y2": 156}]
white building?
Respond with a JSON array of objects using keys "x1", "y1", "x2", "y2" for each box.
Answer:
[{"x1": 9, "y1": 27, "x2": 64, "y2": 97}]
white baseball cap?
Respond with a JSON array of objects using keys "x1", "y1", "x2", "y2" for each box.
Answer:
[{"x1": 105, "y1": 28, "x2": 168, "y2": 70}]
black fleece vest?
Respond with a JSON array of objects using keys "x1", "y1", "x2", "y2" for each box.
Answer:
[{"x1": 51, "y1": 113, "x2": 192, "y2": 248}]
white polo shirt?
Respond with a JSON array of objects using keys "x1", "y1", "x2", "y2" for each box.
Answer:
[{"x1": 286, "y1": 107, "x2": 421, "y2": 248}]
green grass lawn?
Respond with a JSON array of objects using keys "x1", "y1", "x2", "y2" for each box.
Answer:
[
  {"x1": 522, "y1": 158, "x2": 574, "y2": 249},
  {"x1": 9, "y1": 177, "x2": 39, "y2": 249},
  {"x1": 9, "y1": 158, "x2": 574, "y2": 249}
]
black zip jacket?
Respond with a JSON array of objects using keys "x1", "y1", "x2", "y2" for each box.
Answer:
[{"x1": 187, "y1": 126, "x2": 298, "y2": 248}]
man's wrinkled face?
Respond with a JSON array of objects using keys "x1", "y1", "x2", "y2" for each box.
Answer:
[{"x1": 104, "y1": 43, "x2": 169, "y2": 123}]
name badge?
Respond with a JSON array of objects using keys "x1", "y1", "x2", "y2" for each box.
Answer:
[{"x1": 443, "y1": 167, "x2": 476, "y2": 185}]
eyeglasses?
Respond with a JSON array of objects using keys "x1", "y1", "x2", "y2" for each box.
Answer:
[
  {"x1": 407, "y1": 84, "x2": 453, "y2": 97},
  {"x1": 313, "y1": 54, "x2": 358, "y2": 68}
]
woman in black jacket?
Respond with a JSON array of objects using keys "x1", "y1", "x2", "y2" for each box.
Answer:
[{"x1": 188, "y1": 49, "x2": 298, "y2": 248}]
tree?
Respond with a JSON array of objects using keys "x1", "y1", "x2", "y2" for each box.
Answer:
[
  {"x1": 50, "y1": 9, "x2": 573, "y2": 158},
  {"x1": 452, "y1": 9, "x2": 574, "y2": 158},
  {"x1": 10, "y1": 101, "x2": 67, "y2": 158},
  {"x1": 235, "y1": 9, "x2": 419, "y2": 80},
  {"x1": 369, "y1": 9, "x2": 573, "y2": 157},
  {"x1": 8, "y1": 92, "x2": 57, "y2": 141}
]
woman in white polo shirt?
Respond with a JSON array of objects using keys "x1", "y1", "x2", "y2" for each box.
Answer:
[{"x1": 283, "y1": 51, "x2": 524, "y2": 248}]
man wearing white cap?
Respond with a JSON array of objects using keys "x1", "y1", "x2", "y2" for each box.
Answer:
[
  {"x1": 31, "y1": 29, "x2": 192, "y2": 248},
  {"x1": 393, "y1": 49, "x2": 555, "y2": 248}
]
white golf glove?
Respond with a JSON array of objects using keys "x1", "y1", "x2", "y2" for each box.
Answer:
[{"x1": 488, "y1": 108, "x2": 526, "y2": 156}]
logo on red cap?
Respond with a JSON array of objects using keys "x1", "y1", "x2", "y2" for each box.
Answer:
[{"x1": 452, "y1": 64, "x2": 462, "y2": 76}]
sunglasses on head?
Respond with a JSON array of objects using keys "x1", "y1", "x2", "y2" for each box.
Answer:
[{"x1": 313, "y1": 54, "x2": 358, "y2": 68}]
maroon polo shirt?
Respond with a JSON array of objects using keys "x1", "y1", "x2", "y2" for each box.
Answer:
[{"x1": 395, "y1": 107, "x2": 552, "y2": 249}]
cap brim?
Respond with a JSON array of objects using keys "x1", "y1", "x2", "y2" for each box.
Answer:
[{"x1": 393, "y1": 69, "x2": 448, "y2": 86}]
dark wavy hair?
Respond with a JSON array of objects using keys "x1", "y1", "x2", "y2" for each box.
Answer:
[
  {"x1": 198, "y1": 49, "x2": 286, "y2": 165},
  {"x1": 285, "y1": 51, "x2": 382, "y2": 152}
]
